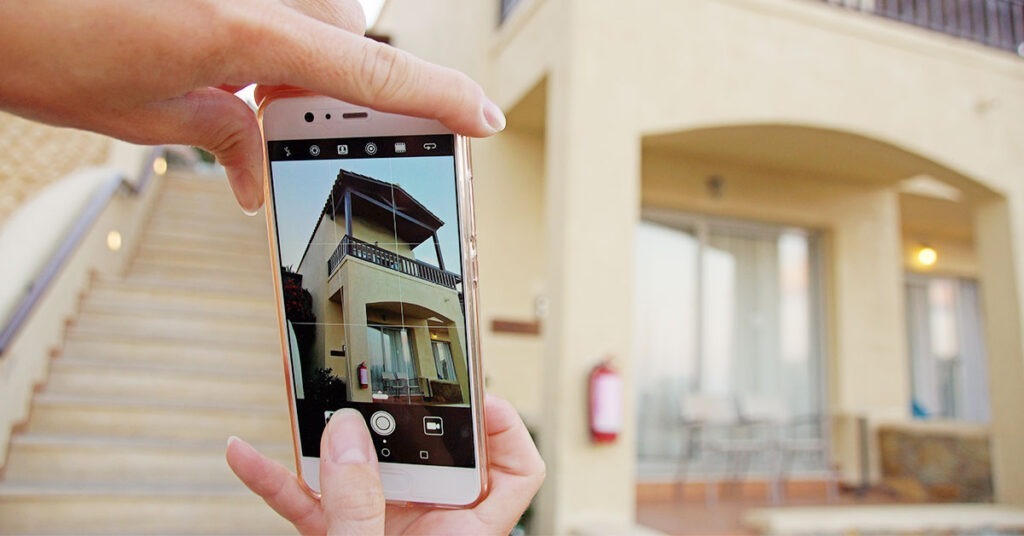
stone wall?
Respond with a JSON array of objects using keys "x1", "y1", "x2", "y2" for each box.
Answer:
[
  {"x1": 879, "y1": 421, "x2": 993, "y2": 502},
  {"x1": 0, "y1": 112, "x2": 112, "y2": 227}
]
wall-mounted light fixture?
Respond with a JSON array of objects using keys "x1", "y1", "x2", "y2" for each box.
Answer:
[
  {"x1": 106, "y1": 230, "x2": 123, "y2": 252},
  {"x1": 916, "y1": 245, "x2": 938, "y2": 268},
  {"x1": 153, "y1": 156, "x2": 168, "y2": 176},
  {"x1": 706, "y1": 175, "x2": 725, "y2": 199}
]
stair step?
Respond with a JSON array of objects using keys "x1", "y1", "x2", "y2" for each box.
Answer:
[
  {"x1": 46, "y1": 360, "x2": 284, "y2": 406},
  {"x1": 80, "y1": 294, "x2": 277, "y2": 324},
  {"x1": 148, "y1": 197, "x2": 262, "y2": 219},
  {"x1": 163, "y1": 173, "x2": 233, "y2": 188},
  {"x1": 115, "y1": 273, "x2": 276, "y2": 297},
  {"x1": 131, "y1": 251, "x2": 269, "y2": 276},
  {"x1": 142, "y1": 227, "x2": 268, "y2": 251},
  {"x1": 144, "y1": 215, "x2": 264, "y2": 237},
  {"x1": 0, "y1": 485, "x2": 294, "y2": 535},
  {"x1": 26, "y1": 394, "x2": 291, "y2": 442},
  {"x1": 88, "y1": 277, "x2": 274, "y2": 308},
  {"x1": 134, "y1": 238, "x2": 268, "y2": 262},
  {"x1": 52, "y1": 355, "x2": 281, "y2": 380},
  {"x1": 4, "y1": 434, "x2": 292, "y2": 487},
  {"x1": 127, "y1": 264, "x2": 271, "y2": 290},
  {"x1": 71, "y1": 308, "x2": 279, "y2": 343},
  {"x1": 132, "y1": 245, "x2": 271, "y2": 277},
  {"x1": 64, "y1": 326, "x2": 280, "y2": 356},
  {"x1": 60, "y1": 339, "x2": 282, "y2": 372}
]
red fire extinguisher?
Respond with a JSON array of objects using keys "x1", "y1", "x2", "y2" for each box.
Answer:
[
  {"x1": 589, "y1": 359, "x2": 623, "y2": 444},
  {"x1": 357, "y1": 362, "x2": 369, "y2": 389}
]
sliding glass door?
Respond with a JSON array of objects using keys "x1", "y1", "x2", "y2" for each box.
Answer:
[{"x1": 634, "y1": 211, "x2": 825, "y2": 476}]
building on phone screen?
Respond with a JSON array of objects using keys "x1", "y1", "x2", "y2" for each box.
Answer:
[{"x1": 289, "y1": 169, "x2": 470, "y2": 407}]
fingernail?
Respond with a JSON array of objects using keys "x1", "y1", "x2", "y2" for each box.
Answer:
[
  {"x1": 226, "y1": 435, "x2": 258, "y2": 456},
  {"x1": 328, "y1": 409, "x2": 371, "y2": 465},
  {"x1": 482, "y1": 98, "x2": 506, "y2": 134},
  {"x1": 234, "y1": 169, "x2": 260, "y2": 216}
]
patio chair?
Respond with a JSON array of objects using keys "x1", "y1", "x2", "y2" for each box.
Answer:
[
  {"x1": 736, "y1": 394, "x2": 839, "y2": 503},
  {"x1": 676, "y1": 393, "x2": 776, "y2": 505}
]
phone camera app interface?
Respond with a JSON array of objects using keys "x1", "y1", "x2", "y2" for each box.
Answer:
[{"x1": 268, "y1": 134, "x2": 474, "y2": 468}]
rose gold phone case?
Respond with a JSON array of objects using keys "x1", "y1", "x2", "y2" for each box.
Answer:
[{"x1": 256, "y1": 89, "x2": 489, "y2": 508}]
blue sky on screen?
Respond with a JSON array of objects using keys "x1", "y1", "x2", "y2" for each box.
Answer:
[{"x1": 270, "y1": 156, "x2": 461, "y2": 277}]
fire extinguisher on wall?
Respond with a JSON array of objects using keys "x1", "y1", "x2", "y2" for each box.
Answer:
[
  {"x1": 357, "y1": 362, "x2": 369, "y2": 389},
  {"x1": 589, "y1": 359, "x2": 623, "y2": 443}
]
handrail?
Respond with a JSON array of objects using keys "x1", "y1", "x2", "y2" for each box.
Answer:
[
  {"x1": 0, "y1": 146, "x2": 166, "y2": 356},
  {"x1": 819, "y1": 0, "x2": 1024, "y2": 56}
]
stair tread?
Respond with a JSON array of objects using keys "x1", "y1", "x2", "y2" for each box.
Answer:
[
  {"x1": 34, "y1": 392, "x2": 282, "y2": 414},
  {"x1": 0, "y1": 482, "x2": 255, "y2": 496},
  {"x1": 91, "y1": 276, "x2": 274, "y2": 301},
  {"x1": 9, "y1": 433, "x2": 289, "y2": 452},
  {"x1": 51, "y1": 356, "x2": 281, "y2": 380},
  {"x1": 112, "y1": 276, "x2": 275, "y2": 297},
  {"x1": 78, "y1": 301, "x2": 276, "y2": 323},
  {"x1": 65, "y1": 327, "x2": 278, "y2": 350},
  {"x1": 1, "y1": 171, "x2": 297, "y2": 534}
]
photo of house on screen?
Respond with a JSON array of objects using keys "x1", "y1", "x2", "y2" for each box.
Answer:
[{"x1": 283, "y1": 168, "x2": 469, "y2": 408}]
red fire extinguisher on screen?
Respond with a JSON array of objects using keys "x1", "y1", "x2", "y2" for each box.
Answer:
[
  {"x1": 357, "y1": 362, "x2": 369, "y2": 389},
  {"x1": 589, "y1": 359, "x2": 623, "y2": 444}
]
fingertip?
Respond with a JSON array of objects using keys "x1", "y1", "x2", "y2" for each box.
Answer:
[
  {"x1": 226, "y1": 435, "x2": 251, "y2": 457},
  {"x1": 482, "y1": 99, "x2": 506, "y2": 135},
  {"x1": 225, "y1": 435, "x2": 262, "y2": 480},
  {"x1": 323, "y1": 409, "x2": 373, "y2": 465},
  {"x1": 225, "y1": 167, "x2": 263, "y2": 215}
]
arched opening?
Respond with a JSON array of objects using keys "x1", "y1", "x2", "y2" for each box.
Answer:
[{"x1": 636, "y1": 123, "x2": 1005, "y2": 502}]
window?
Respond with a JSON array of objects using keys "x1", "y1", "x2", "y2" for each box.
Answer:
[
  {"x1": 432, "y1": 340, "x2": 458, "y2": 382},
  {"x1": 905, "y1": 276, "x2": 990, "y2": 422},
  {"x1": 366, "y1": 325, "x2": 417, "y2": 390},
  {"x1": 634, "y1": 212, "x2": 826, "y2": 476}
]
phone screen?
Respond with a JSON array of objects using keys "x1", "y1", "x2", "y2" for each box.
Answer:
[{"x1": 267, "y1": 134, "x2": 475, "y2": 469}]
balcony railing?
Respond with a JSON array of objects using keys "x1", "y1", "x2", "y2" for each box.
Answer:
[
  {"x1": 328, "y1": 235, "x2": 461, "y2": 290},
  {"x1": 499, "y1": 0, "x2": 524, "y2": 24},
  {"x1": 820, "y1": 0, "x2": 1024, "y2": 55}
]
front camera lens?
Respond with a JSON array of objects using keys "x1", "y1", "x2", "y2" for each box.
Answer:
[{"x1": 304, "y1": 112, "x2": 314, "y2": 123}]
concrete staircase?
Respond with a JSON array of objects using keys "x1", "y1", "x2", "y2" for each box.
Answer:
[{"x1": 0, "y1": 172, "x2": 296, "y2": 534}]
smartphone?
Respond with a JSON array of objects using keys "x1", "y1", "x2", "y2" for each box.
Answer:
[{"x1": 259, "y1": 93, "x2": 487, "y2": 507}]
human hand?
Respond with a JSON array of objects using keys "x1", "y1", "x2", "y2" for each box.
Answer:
[
  {"x1": 226, "y1": 394, "x2": 545, "y2": 535},
  {"x1": 0, "y1": 0, "x2": 504, "y2": 213}
]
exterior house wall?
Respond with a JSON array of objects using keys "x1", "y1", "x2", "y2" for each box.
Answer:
[
  {"x1": 297, "y1": 207, "x2": 469, "y2": 403},
  {"x1": 378, "y1": 0, "x2": 1024, "y2": 531},
  {"x1": 642, "y1": 150, "x2": 909, "y2": 483},
  {"x1": 350, "y1": 217, "x2": 416, "y2": 257},
  {"x1": 332, "y1": 258, "x2": 468, "y2": 404},
  {"x1": 297, "y1": 212, "x2": 338, "y2": 374}
]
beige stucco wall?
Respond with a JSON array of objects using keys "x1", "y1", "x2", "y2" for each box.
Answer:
[
  {"x1": 334, "y1": 258, "x2": 468, "y2": 404},
  {"x1": 0, "y1": 112, "x2": 112, "y2": 227},
  {"x1": 379, "y1": 0, "x2": 1024, "y2": 530},
  {"x1": 297, "y1": 212, "x2": 341, "y2": 374}
]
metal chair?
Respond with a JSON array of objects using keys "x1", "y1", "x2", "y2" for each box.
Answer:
[
  {"x1": 736, "y1": 394, "x2": 839, "y2": 503},
  {"x1": 677, "y1": 393, "x2": 775, "y2": 505}
]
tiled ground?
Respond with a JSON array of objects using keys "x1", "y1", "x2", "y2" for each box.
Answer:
[{"x1": 636, "y1": 481, "x2": 910, "y2": 535}]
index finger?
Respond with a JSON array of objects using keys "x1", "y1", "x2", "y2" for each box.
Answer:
[{"x1": 250, "y1": 9, "x2": 505, "y2": 136}]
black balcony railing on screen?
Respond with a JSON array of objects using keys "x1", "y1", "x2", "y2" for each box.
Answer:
[
  {"x1": 821, "y1": 0, "x2": 1024, "y2": 55},
  {"x1": 328, "y1": 234, "x2": 461, "y2": 290}
]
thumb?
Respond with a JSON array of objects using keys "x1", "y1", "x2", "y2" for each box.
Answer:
[{"x1": 320, "y1": 409, "x2": 386, "y2": 535}]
